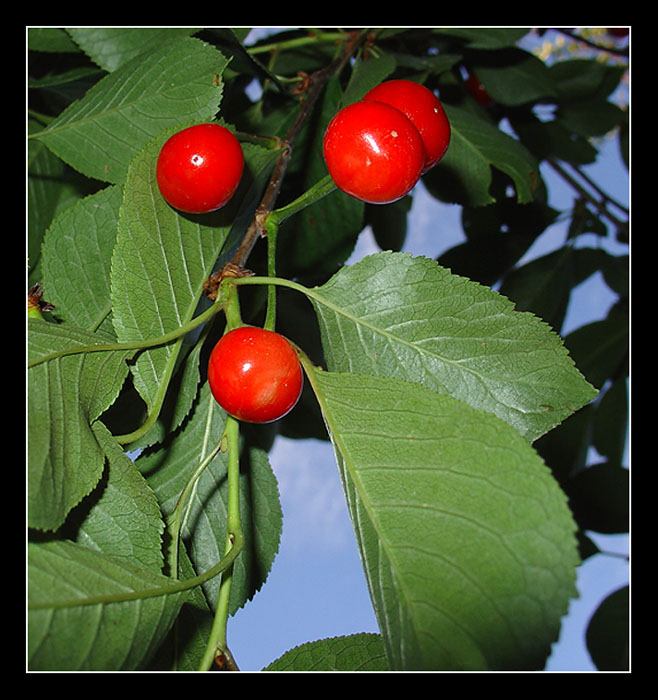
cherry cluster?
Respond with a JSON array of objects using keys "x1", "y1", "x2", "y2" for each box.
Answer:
[
  {"x1": 154, "y1": 80, "x2": 451, "y2": 425},
  {"x1": 323, "y1": 79, "x2": 451, "y2": 204}
]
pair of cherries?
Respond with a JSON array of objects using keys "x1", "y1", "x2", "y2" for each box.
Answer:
[
  {"x1": 157, "y1": 127, "x2": 301, "y2": 424},
  {"x1": 157, "y1": 131, "x2": 302, "y2": 424},
  {"x1": 157, "y1": 78, "x2": 450, "y2": 213},
  {"x1": 323, "y1": 79, "x2": 451, "y2": 205}
]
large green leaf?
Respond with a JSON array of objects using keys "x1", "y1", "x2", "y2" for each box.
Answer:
[
  {"x1": 34, "y1": 36, "x2": 227, "y2": 184},
  {"x1": 307, "y1": 369, "x2": 580, "y2": 670},
  {"x1": 28, "y1": 540, "x2": 188, "y2": 670},
  {"x1": 309, "y1": 252, "x2": 596, "y2": 442},
  {"x1": 27, "y1": 320, "x2": 131, "y2": 531}
]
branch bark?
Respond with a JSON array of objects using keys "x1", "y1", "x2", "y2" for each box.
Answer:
[{"x1": 203, "y1": 30, "x2": 368, "y2": 300}]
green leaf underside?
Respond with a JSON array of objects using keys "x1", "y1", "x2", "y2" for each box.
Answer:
[
  {"x1": 70, "y1": 421, "x2": 166, "y2": 573},
  {"x1": 28, "y1": 540, "x2": 188, "y2": 670},
  {"x1": 309, "y1": 369, "x2": 580, "y2": 670},
  {"x1": 140, "y1": 385, "x2": 283, "y2": 616},
  {"x1": 110, "y1": 129, "x2": 232, "y2": 413},
  {"x1": 28, "y1": 320, "x2": 131, "y2": 532},
  {"x1": 310, "y1": 252, "x2": 596, "y2": 443}
]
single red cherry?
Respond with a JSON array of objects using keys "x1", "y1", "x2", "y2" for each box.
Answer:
[
  {"x1": 156, "y1": 123, "x2": 244, "y2": 214},
  {"x1": 465, "y1": 73, "x2": 494, "y2": 108},
  {"x1": 363, "y1": 79, "x2": 451, "y2": 173},
  {"x1": 323, "y1": 100, "x2": 425, "y2": 204},
  {"x1": 207, "y1": 326, "x2": 303, "y2": 424}
]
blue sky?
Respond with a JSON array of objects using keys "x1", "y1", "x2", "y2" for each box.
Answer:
[{"x1": 226, "y1": 28, "x2": 630, "y2": 672}]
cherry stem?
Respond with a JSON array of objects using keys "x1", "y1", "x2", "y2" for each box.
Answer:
[
  {"x1": 223, "y1": 283, "x2": 243, "y2": 331},
  {"x1": 29, "y1": 523, "x2": 244, "y2": 611},
  {"x1": 27, "y1": 286, "x2": 230, "y2": 370},
  {"x1": 268, "y1": 174, "x2": 336, "y2": 227},
  {"x1": 166, "y1": 414, "x2": 225, "y2": 579},
  {"x1": 198, "y1": 415, "x2": 242, "y2": 671}
]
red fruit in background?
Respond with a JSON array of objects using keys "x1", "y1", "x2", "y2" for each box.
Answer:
[
  {"x1": 363, "y1": 79, "x2": 451, "y2": 173},
  {"x1": 323, "y1": 100, "x2": 425, "y2": 204},
  {"x1": 156, "y1": 123, "x2": 244, "y2": 214},
  {"x1": 607, "y1": 28, "x2": 629, "y2": 38},
  {"x1": 465, "y1": 73, "x2": 494, "y2": 107},
  {"x1": 207, "y1": 326, "x2": 303, "y2": 424}
]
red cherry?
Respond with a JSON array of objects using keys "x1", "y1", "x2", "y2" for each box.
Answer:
[
  {"x1": 363, "y1": 79, "x2": 451, "y2": 173},
  {"x1": 156, "y1": 123, "x2": 244, "y2": 214},
  {"x1": 207, "y1": 326, "x2": 303, "y2": 424},
  {"x1": 465, "y1": 73, "x2": 494, "y2": 107},
  {"x1": 323, "y1": 100, "x2": 425, "y2": 204}
]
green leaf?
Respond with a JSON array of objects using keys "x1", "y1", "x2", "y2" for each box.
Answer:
[
  {"x1": 474, "y1": 48, "x2": 558, "y2": 106},
  {"x1": 28, "y1": 27, "x2": 80, "y2": 53},
  {"x1": 140, "y1": 385, "x2": 283, "y2": 615},
  {"x1": 557, "y1": 99, "x2": 626, "y2": 138},
  {"x1": 309, "y1": 252, "x2": 596, "y2": 442},
  {"x1": 66, "y1": 421, "x2": 166, "y2": 572},
  {"x1": 440, "y1": 193, "x2": 558, "y2": 287},
  {"x1": 585, "y1": 586, "x2": 629, "y2": 671},
  {"x1": 145, "y1": 544, "x2": 215, "y2": 670},
  {"x1": 435, "y1": 27, "x2": 529, "y2": 49},
  {"x1": 278, "y1": 74, "x2": 364, "y2": 276},
  {"x1": 109, "y1": 129, "x2": 234, "y2": 418},
  {"x1": 341, "y1": 54, "x2": 397, "y2": 106},
  {"x1": 28, "y1": 540, "x2": 188, "y2": 670},
  {"x1": 28, "y1": 119, "x2": 68, "y2": 281},
  {"x1": 549, "y1": 59, "x2": 625, "y2": 102},
  {"x1": 42, "y1": 185, "x2": 123, "y2": 334},
  {"x1": 592, "y1": 378, "x2": 628, "y2": 469},
  {"x1": 28, "y1": 320, "x2": 131, "y2": 531},
  {"x1": 366, "y1": 195, "x2": 412, "y2": 253},
  {"x1": 264, "y1": 633, "x2": 389, "y2": 671},
  {"x1": 306, "y1": 369, "x2": 580, "y2": 670},
  {"x1": 564, "y1": 314, "x2": 629, "y2": 389},
  {"x1": 35, "y1": 37, "x2": 227, "y2": 184},
  {"x1": 498, "y1": 246, "x2": 613, "y2": 333},
  {"x1": 510, "y1": 113, "x2": 598, "y2": 166},
  {"x1": 424, "y1": 104, "x2": 540, "y2": 207},
  {"x1": 565, "y1": 462, "x2": 629, "y2": 534},
  {"x1": 67, "y1": 27, "x2": 201, "y2": 72}
]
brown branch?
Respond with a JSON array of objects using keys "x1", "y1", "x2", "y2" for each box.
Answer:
[
  {"x1": 203, "y1": 30, "x2": 368, "y2": 300},
  {"x1": 546, "y1": 157, "x2": 629, "y2": 239}
]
